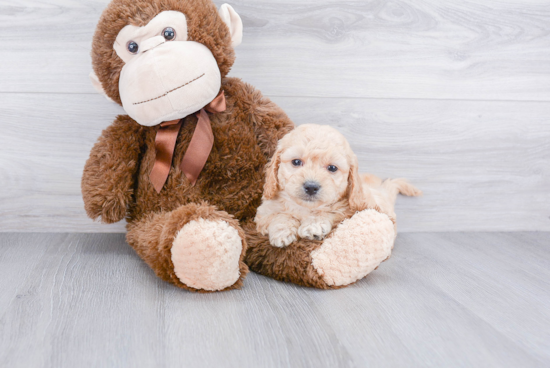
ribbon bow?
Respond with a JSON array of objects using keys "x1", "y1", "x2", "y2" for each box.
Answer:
[{"x1": 149, "y1": 91, "x2": 226, "y2": 193}]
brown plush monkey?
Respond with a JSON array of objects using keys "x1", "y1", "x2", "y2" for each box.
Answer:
[{"x1": 84, "y1": 0, "x2": 396, "y2": 292}]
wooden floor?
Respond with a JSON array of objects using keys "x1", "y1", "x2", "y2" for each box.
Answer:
[{"x1": 1, "y1": 232, "x2": 548, "y2": 367}]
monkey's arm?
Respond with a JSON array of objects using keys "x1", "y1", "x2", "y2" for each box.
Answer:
[
  {"x1": 223, "y1": 78, "x2": 295, "y2": 158},
  {"x1": 250, "y1": 92, "x2": 295, "y2": 158},
  {"x1": 82, "y1": 115, "x2": 145, "y2": 223}
]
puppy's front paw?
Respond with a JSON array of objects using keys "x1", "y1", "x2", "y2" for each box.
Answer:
[
  {"x1": 270, "y1": 230, "x2": 297, "y2": 248},
  {"x1": 268, "y1": 223, "x2": 297, "y2": 248},
  {"x1": 298, "y1": 218, "x2": 332, "y2": 241}
]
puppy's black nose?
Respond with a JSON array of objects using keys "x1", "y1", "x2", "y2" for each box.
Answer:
[{"x1": 303, "y1": 181, "x2": 320, "y2": 196}]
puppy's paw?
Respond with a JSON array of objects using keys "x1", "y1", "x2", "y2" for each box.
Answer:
[
  {"x1": 298, "y1": 218, "x2": 332, "y2": 241},
  {"x1": 270, "y1": 230, "x2": 297, "y2": 248},
  {"x1": 268, "y1": 223, "x2": 298, "y2": 248}
]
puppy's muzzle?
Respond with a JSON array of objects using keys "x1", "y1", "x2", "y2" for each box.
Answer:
[{"x1": 303, "y1": 181, "x2": 321, "y2": 197}]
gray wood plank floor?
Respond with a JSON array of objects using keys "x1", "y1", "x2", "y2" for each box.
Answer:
[{"x1": 1, "y1": 232, "x2": 548, "y2": 367}]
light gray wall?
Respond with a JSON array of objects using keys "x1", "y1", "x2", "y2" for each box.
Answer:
[{"x1": 1, "y1": 0, "x2": 549, "y2": 232}]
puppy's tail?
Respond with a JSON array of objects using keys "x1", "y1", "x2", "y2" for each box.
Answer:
[
  {"x1": 382, "y1": 178, "x2": 422, "y2": 204},
  {"x1": 387, "y1": 178, "x2": 422, "y2": 197},
  {"x1": 360, "y1": 174, "x2": 422, "y2": 208},
  {"x1": 361, "y1": 174, "x2": 422, "y2": 197}
]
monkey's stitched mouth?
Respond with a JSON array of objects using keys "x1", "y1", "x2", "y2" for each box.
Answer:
[{"x1": 132, "y1": 73, "x2": 205, "y2": 105}]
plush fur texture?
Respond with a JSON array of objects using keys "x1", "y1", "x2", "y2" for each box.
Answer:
[
  {"x1": 311, "y1": 210, "x2": 395, "y2": 286},
  {"x1": 254, "y1": 125, "x2": 422, "y2": 248},
  {"x1": 243, "y1": 220, "x2": 338, "y2": 289},
  {"x1": 83, "y1": 75, "x2": 294, "y2": 291},
  {"x1": 172, "y1": 218, "x2": 243, "y2": 291},
  {"x1": 255, "y1": 125, "x2": 381, "y2": 247},
  {"x1": 126, "y1": 202, "x2": 249, "y2": 292},
  {"x1": 85, "y1": 0, "x2": 295, "y2": 292},
  {"x1": 84, "y1": 0, "x2": 417, "y2": 292},
  {"x1": 83, "y1": 77, "x2": 291, "y2": 225},
  {"x1": 244, "y1": 212, "x2": 393, "y2": 290},
  {"x1": 246, "y1": 126, "x2": 421, "y2": 289}
]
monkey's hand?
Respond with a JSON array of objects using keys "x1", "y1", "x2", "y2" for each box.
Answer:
[{"x1": 82, "y1": 116, "x2": 145, "y2": 223}]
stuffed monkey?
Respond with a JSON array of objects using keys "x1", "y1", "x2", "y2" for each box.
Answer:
[{"x1": 84, "y1": 0, "x2": 395, "y2": 292}]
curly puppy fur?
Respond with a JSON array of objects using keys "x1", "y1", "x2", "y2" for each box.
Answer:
[
  {"x1": 82, "y1": 0, "x2": 295, "y2": 292},
  {"x1": 255, "y1": 124, "x2": 421, "y2": 247},
  {"x1": 247, "y1": 125, "x2": 421, "y2": 288}
]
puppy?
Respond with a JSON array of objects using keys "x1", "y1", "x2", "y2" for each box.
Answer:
[{"x1": 255, "y1": 124, "x2": 421, "y2": 247}]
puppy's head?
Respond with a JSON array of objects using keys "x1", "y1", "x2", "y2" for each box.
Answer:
[{"x1": 264, "y1": 124, "x2": 372, "y2": 211}]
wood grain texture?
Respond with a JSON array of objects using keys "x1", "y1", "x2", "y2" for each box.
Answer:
[
  {"x1": 0, "y1": 94, "x2": 127, "y2": 232},
  {"x1": 0, "y1": 232, "x2": 549, "y2": 367},
  {"x1": 1, "y1": 93, "x2": 549, "y2": 232},
  {"x1": 1, "y1": 0, "x2": 549, "y2": 232},
  {"x1": 0, "y1": 0, "x2": 549, "y2": 100}
]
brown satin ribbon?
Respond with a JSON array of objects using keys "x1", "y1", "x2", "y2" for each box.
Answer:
[{"x1": 149, "y1": 91, "x2": 226, "y2": 193}]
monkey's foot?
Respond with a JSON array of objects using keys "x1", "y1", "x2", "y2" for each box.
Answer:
[
  {"x1": 310, "y1": 209, "x2": 395, "y2": 287},
  {"x1": 171, "y1": 218, "x2": 244, "y2": 291}
]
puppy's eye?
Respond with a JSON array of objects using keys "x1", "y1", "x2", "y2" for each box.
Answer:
[
  {"x1": 291, "y1": 159, "x2": 302, "y2": 167},
  {"x1": 127, "y1": 41, "x2": 139, "y2": 54},
  {"x1": 162, "y1": 27, "x2": 176, "y2": 41},
  {"x1": 327, "y1": 165, "x2": 338, "y2": 172}
]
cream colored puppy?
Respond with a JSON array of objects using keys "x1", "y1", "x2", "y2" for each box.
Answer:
[{"x1": 255, "y1": 124, "x2": 421, "y2": 247}]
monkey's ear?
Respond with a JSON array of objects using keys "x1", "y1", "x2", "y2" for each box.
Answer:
[
  {"x1": 89, "y1": 71, "x2": 114, "y2": 102},
  {"x1": 219, "y1": 4, "x2": 243, "y2": 48}
]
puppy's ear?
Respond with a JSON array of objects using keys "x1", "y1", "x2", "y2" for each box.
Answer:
[
  {"x1": 263, "y1": 146, "x2": 282, "y2": 200},
  {"x1": 348, "y1": 155, "x2": 380, "y2": 212}
]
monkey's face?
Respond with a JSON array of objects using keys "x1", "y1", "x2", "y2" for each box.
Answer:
[
  {"x1": 114, "y1": 11, "x2": 222, "y2": 126},
  {"x1": 90, "y1": 2, "x2": 243, "y2": 127}
]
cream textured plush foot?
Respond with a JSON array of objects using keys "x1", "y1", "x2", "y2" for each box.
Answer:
[
  {"x1": 311, "y1": 210, "x2": 395, "y2": 287},
  {"x1": 171, "y1": 219, "x2": 243, "y2": 291}
]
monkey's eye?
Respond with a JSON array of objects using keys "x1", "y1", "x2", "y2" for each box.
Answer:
[
  {"x1": 162, "y1": 27, "x2": 176, "y2": 41},
  {"x1": 291, "y1": 159, "x2": 303, "y2": 167},
  {"x1": 127, "y1": 41, "x2": 139, "y2": 54},
  {"x1": 327, "y1": 165, "x2": 338, "y2": 172}
]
